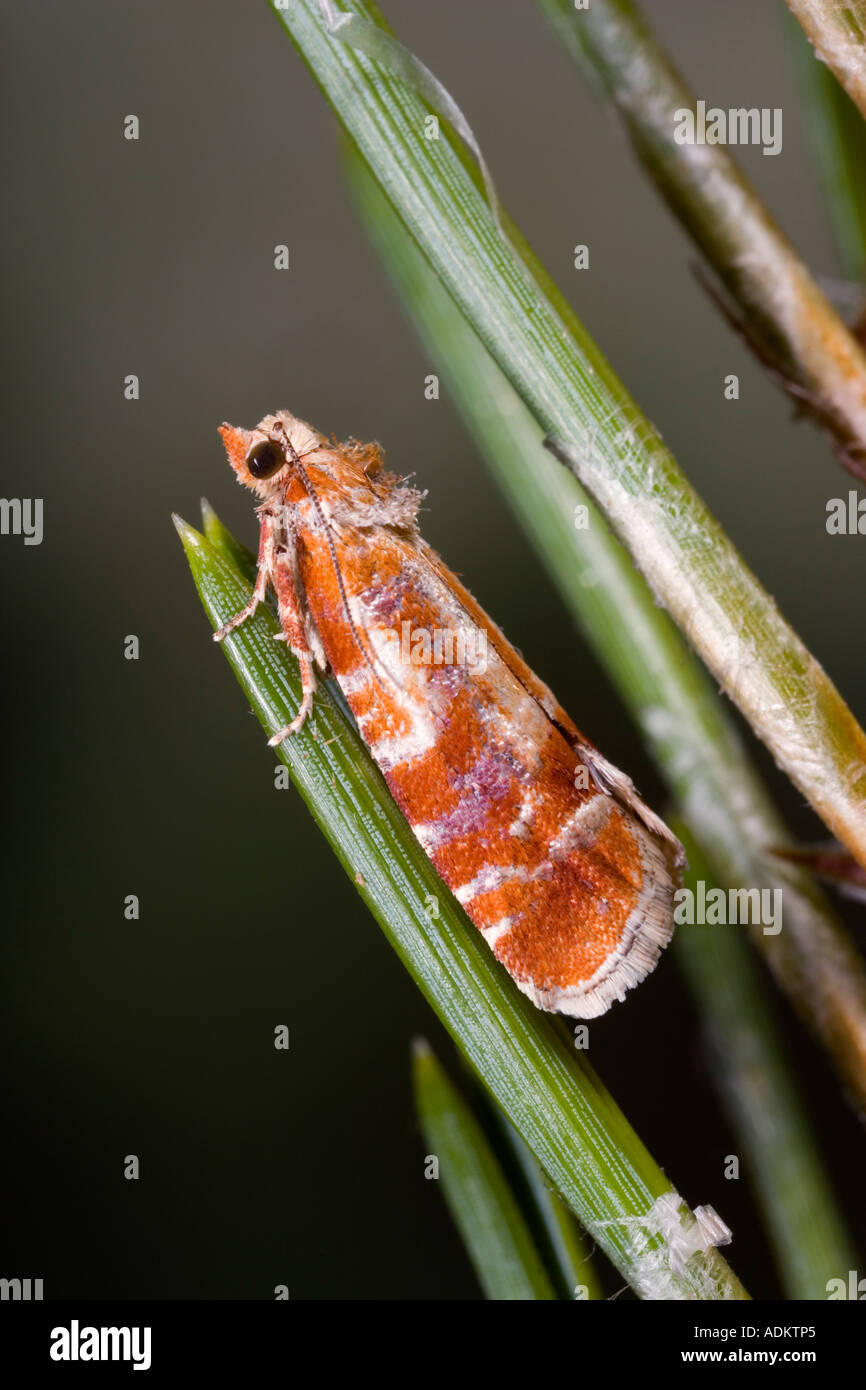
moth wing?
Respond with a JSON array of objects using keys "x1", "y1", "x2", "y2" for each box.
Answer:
[
  {"x1": 418, "y1": 541, "x2": 684, "y2": 869},
  {"x1": 302, "y1": 504, "x2": 680, "y2": 1018}
]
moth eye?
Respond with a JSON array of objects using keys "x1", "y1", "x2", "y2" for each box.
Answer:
[{"x1": 246, "y1": 440, "x2": 284, "y2": 479}]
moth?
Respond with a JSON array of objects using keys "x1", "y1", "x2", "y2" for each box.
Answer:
[{"x1": 216, "y1": 410, "x2": 683, "y2": 1018}]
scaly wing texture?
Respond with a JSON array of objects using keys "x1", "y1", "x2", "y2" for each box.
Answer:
[{"x1": 290, "y1": 446, "x2": 678, "y2": 1018}]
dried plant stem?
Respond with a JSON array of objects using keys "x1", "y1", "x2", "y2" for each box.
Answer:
[
  {"x1": 786, "y1": 0, "x2": 866, "y2": 125},
  {"x1": 786, "y1": 8, "x2": 866, "y2": 285},
  {"x1": 539, "y1": 0, "x2": 866, "y2": 477}
]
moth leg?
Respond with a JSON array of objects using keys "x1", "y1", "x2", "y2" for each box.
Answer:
[
  {"x1": 267, "y1": 655, "x2": 317, "y2": 745},
  {"x1": 267, "y1": 558, "x2": 319, "y2": 744},
  {"x1": 213, "y1": 524, "x2": 272, "y2": 642}
]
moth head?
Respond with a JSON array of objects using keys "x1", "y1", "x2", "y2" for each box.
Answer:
[
  {"x1": 218, "y1": 412, "x2": 325, "y2": 498},
  {"x1": 218, "y1": 422, "x2": 286, "y2": 499}
]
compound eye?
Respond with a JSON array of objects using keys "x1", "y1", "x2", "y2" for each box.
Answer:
[{"x1": 246, "y1": 440, "x2": 284, "y2": 479}]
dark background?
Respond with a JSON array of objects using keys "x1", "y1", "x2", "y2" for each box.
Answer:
[{"x1": 2, "y1": 0, "x2": 865, "y2": 1299}]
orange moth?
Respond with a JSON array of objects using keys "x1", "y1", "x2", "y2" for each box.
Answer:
[{"x1": 216, "y1": 410, "x2": 684, "y2": 1018}]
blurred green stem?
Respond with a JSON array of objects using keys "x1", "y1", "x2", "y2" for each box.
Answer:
[
  {"x1": 492, "y1": 1110, "x2": 604, "y2": 1300},
  {"x1": 412, "y1": 1040, "x2": 557, "y2": 1300},
  {"x1": 673, "y1": 824, "x2": 857, "y2": 1301}
]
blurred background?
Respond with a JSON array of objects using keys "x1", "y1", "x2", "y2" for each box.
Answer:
[{"x1": 2, "y1": 0, "x2": 864, "y2": 1299}]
